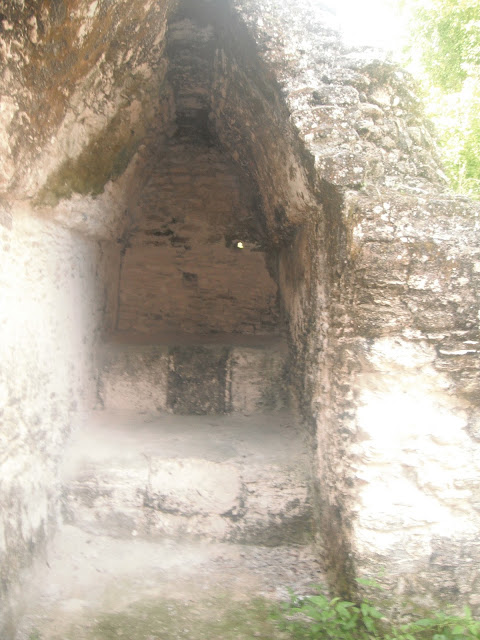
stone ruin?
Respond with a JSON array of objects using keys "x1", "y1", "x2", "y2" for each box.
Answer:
[{"x1": 0, "y1": 0, "x2": 479, "y2": 636}]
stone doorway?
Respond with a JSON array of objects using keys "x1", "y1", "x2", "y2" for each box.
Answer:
[
  {"x1": 14, "y1": 2, "x2": 325, "y2": 637},
  {"x1": 3, "y1": 1, "x2": 480, "y2": 636}
]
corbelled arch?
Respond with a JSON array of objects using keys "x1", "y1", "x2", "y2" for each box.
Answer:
[{"x1": 0, "y1": 0, "x2": 479, "y2": 636}]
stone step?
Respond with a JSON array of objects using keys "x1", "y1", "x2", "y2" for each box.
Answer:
[
  {"x1": 97, "y1": 334, "x2": 288, "y2": 414},
  {"x1": 61, "y1": 411, "x2": 313, "y2": 546}
]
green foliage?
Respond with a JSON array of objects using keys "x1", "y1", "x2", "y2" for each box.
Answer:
[
  {"x1": 22, "y1": 586, "x2": 480, "y2": 639},
  {"x1": 406, "y1": 0, "x2": 480, "y2": 92},
  {"x1": 430, "y1": 81, "x2": 480, "y2": 195},
  {"x1": 278, "y1": 588, "x2": 383, "y2": 640},
  {"x1": 387, "y1": 606, "x2": 480, "y2": 640},
  {"x1": 276, "y1": 584, "x2": 480, "y2": 640},
  {"x1": 400, "y1": 0, "x2": 480, "y2": 197}
]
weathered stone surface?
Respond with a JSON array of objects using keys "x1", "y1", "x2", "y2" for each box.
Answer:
[
  {"x1": 0, "y1": 0, "x2": 174, "y2": 200},
  {"x1": 314, "y1": 187, "x2": 480, "y2": 607},
  {"x1": 0, "y1": 203, "x2": 109, "y2": 633},
  {"x1": 61, "y1": 411, "x2": 313, "y2": 545},
  {"x1": 0, "y1": 0, "x2": 479, "y2": 632},
  {"x1": 98, "y1": 338, "x2": 287, "y2": 414},
  {"x1": 167, "y1": 346, "x2": 231, "y2": 414},
  {"x1": 349, "y1": 337, "x2": 480, "y2": 602},
  {"x1": 115, "y1": 140, "x2": 279, "y2": 336},
  {"x1": 229, "y1": 344, "x2": 288, "y2": 413},
  {"x1": 98, "y1": 344, "x2": 169, "y2": 413},
  {"x1": 15, "y1": 525, "x2": 323, "y2": 640}
]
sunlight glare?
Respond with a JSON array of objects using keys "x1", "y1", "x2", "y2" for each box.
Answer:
[{"x1": 322, "y1": 0, "x2": 407, "y2": 55}]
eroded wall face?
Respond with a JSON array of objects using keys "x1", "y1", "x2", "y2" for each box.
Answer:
[
  {"x1": 335, "y1": 193, "x2": 480, "y2": 610},
  {"x1": 0, "y1": 0, "x2": 177, "y2": 630},
  {"x1": 0, "y1": 0, "x2": 175, "y2": 202},
  {"x1": 0, "y1": 0, "x2": 479, "y2": 623},
  {"x1": 0, "y1": 205, "x2": 108, "y2": 633},
  {"x1": 229, "y1": 0, "x2": 480, "y2": 612},
  {"x1": 116, "y1": 141, "x2": 279, "y2": 336}
]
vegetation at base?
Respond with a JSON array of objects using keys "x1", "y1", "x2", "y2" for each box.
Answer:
[
  {"x1": 277, "y1": 580, "x2": 480, "y2": 640},
  {"x1": 27, "y1": 582, "x2": 480, "y2": 640},
  {"x1": 399, "y1": 0, "x2": 480, "y2": 198}
]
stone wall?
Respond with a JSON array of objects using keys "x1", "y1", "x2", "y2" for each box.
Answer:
[
  {"x1": 0, "y1": 0, "x2": 479, "y2": 626},
  {"x1": 336, "y1": 191, "x2": 480, "y2": 610},
  {"x1": 116, "y1": 141, "x2": 279, "y2": 336},
  {"x1": 0, "y1": 0, "x2": 176, "y2": 202},
  {"x1": 0, "y1": 203, "x2": 111, "y2": 633},
  {"x1": 98, "y1": 338, "x2": 287, "y2": 414},
  {"x1": 232, "y1": 0, "x2": 480, "y2": 610}
]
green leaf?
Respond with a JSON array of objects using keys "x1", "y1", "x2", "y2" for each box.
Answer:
[
  {"x1": 414, "y1": 618, "x2": 436, "y2": 628},
  {"x1": 452, "y1": 624, "x2": 466, "y2": 634}
]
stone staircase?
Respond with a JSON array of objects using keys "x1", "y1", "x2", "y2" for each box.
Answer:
[
  {"x1": 61, "y1": 410, "x2": 313, "y2": 546},
  {"x1": 63, "y1": 334, "x2": 314, "y2": 547},
  {"x1": 17, "y1": 335, "x2": 322, "y2": 638}
]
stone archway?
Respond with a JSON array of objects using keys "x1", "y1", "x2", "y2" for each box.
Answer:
[
  {"x1": 1, "y1": 1, "x2": 327, "y2": 635},
  {"x1": 1, "y1": 0, "x2": 480, "y2": 636}
]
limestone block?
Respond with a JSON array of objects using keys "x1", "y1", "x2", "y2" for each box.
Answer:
[
  {"x1": 98, "y1": 345, "x2": 169, "y2": 413},
  {"x1": 98, "y1": 340, "x2": 287, "y2": 414},
  {"x1": 229, "y1": 346, "x2": 287, "y2": 413},
  {"x1": 61, "y1": 411, "x2": 313, "y2": 545},
  {"x1": 167, "y1": 346, "x2": 229, "y2": 415},
  {"x1": 146, "y1": 459, "x2": 243, "y2": 517}
]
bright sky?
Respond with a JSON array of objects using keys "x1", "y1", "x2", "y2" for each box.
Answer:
[{"x1": 323, "y1": 0, "x2": 408, "y2": 56}]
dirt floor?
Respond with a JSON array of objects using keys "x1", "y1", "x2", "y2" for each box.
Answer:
[{"x1": 16, "y1": 524, "x2": 323, "y2": 639}]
